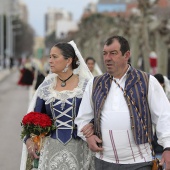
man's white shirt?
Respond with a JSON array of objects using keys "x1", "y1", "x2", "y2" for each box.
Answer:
[{"x1": 75, "y1": 73, "x2": 170, "y2": 164}]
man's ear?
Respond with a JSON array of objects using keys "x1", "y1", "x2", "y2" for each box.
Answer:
[{"x1": 124, "y1": 51, "x2": 130, "y2": 61}]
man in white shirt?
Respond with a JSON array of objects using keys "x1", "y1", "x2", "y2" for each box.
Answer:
[{"x1": 75, "y1": 35, "x2": 170, "y2": 170}]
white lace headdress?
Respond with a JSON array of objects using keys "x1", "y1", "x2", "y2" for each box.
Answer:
[
  {"x1": 20, "y1": 40, "x2": 93, "y2": 170},
  {"x1": 68, "y1": 40, "x2": 93, "y2": 80}
]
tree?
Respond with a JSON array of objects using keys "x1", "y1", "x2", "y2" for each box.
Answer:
[
  {"x1": 45, "y1": 31, "x2": 57, "y2": 50},
  {"x1": 14, "y1": 19, "x2": 34, "y2": 58}
]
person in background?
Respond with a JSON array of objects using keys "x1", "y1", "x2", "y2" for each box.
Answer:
[
  {"x1": 152, "y1": 74, "x2": 164, "y2": 160},
  {"x1": 75, "y1": 35, "x2": 170, "y2": 170},
  {"x1": 153, "y1": 73, "x2": 170, "y2": 170},
  {"x1": 17, "y1": 57, "x2": 34, "y2": 87},
  {"x1": 154, "y1": 73, "x2": 170, "y2": 101},
  {"x1": 28, "y1": 57, "x2": 48, "y2": 103},
  {"x1": 163, "y1": 76, "x2": 170, "y2": 101},
  {"x1": 86, "y1": 57, "x2": 102, "y2": 76},
  {"x1": 31, "y1": 56, "x2": 49, "y2": 91},
  {"x1": 154, "y1": 74, "x2": 165, "y2": 89},
  {"x1": 9, "y1": 57, "x2": 14, "y2": 70},
  {"x1": 86, "y1": 57, "x2": 96, "y2": 75}
]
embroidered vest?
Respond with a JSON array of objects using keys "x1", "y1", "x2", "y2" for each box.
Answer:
[{"x1": 92, "y1": 67, "x2": 152, "y2": 145}]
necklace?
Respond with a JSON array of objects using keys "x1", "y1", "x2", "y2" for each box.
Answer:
[{"x1": 58, "y1": 73, "x2": 73, "y2": 87}]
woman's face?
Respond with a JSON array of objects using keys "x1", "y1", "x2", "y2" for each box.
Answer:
[
  {"x1": 86, "y1": 59, "x2": 95, "y2": 72},
  {"x1": 49, "y1": 47, "x2": 69, "y2": 74}
]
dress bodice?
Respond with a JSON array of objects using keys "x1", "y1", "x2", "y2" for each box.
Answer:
[{"x1": 34, "y1": 73, "x2": 88, "y2": 145}]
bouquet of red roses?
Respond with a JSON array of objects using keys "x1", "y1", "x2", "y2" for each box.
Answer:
[{"x1": 21, "y1": 111, "x2": 56, "y2": 168}]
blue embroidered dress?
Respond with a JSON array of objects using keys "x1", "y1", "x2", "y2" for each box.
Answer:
[
  {"x1": 35, "y1": 94, "x2": 82, "y2": 145},
  {"x1": 33, "y1": 74, "x2": 94, "y2": 170}
]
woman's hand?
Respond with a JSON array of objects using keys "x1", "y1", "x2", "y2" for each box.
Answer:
[
  {"x1": 81, "y1": 123, "x2": 94, "y2": 138},
  {"x1": 26, "y1": 138, "x2": 39, "y2": 159}
]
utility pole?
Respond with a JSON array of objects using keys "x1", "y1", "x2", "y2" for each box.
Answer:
[
  {"x1": 0, "y1": 15, "x2": 4, "y2": 68},
  {"x1": 12, "y1": 23, "x2": 22, "y2": 58},
  {"x1": 6, "y1": 15, "x2": 13, "y2": 58}
]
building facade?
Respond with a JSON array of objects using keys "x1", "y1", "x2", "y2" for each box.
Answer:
[
  {"x1": 45, "y1": 8, "x2": 72, "y2": 36},
  {"x1": 18, "y1": 0, "x2": 28, "y2": 23},
  {"x1": 0, "y1": 0, "x2": 19, "y2": 67}
]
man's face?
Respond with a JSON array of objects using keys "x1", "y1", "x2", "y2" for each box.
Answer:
[
  {"x1": 86, "y1": 59, "x2": 95, "y2": 72},
  {"x1": 103, "y1": 40, "x2": 130, "y2": 78}
]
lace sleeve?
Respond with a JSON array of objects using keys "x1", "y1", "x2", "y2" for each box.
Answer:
[{"x1": 27, "y1": 74, "x2": 56, "y2": 112}]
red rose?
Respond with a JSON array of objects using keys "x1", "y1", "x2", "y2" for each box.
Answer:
[{"x1": 21, "y1": 112, "x2": 55, "y2": 139}]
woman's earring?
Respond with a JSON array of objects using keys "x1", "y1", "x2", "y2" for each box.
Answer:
[
  {"x1": 62, "y1": 64, "x2": 69, "y2": 73},
  {"x1": 76, "y1": 60, "x2": 80, "y2": 66}
]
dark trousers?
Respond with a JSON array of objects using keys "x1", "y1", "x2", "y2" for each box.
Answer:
[{"x1": 95, "y1": 157, "x2": 152, "y2": 170}]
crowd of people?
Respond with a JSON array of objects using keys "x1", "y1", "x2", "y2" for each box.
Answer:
[
  {"x1": 20, "y1": 36, "x2": 170, "y2": 170},
  {"x1": 17, "y1": 56, "x2": 50, "y2": 101}
]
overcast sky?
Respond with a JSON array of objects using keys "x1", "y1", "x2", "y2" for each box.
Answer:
[{"x1": 23, "y1": 0, "x2": 97, "y2": 37}]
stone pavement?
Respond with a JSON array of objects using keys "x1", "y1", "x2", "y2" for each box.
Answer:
[
  {"x1": 0, "y1": 68, "x2": 16, "y2": 82},
  {"x1": 0, "y1": 70, "x2": 29, "y2": 170}
]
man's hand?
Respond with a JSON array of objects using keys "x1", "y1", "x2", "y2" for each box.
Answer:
[
  {"x1": 86, "y1": 135, "x2": 104, "y2": 152},
  {"x1": 159, "y1": 151, "x2": 170, "y2": 170},
  {"x1": 26, "y1": 138, "x2": 39, "y2": 159},
  {"x1": 81, "y1": 123, "x2": 94, "y2": 138}
]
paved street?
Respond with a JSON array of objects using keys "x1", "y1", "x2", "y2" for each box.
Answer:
[{"x1": 0, "y1": 70, "x2": 29, "y2": 170}]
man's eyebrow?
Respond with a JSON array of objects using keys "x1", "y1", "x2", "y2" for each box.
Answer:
[
  {"x1": 103, "y1": 50, "x2": 118, "y2": 52},
  {"x1": 51, "y1": 53, "x2": 58, "y2": 56},
  {"x1": 111, "y1": 50, "x2": 118, "y2": 52}
]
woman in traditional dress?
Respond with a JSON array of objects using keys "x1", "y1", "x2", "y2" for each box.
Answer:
[
  {"x1": 18, "y1": 58, "x2": 34, "y2": 87},
  {"x1": 20, "y1": 41, "x2": 94, "y2": 170}
]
